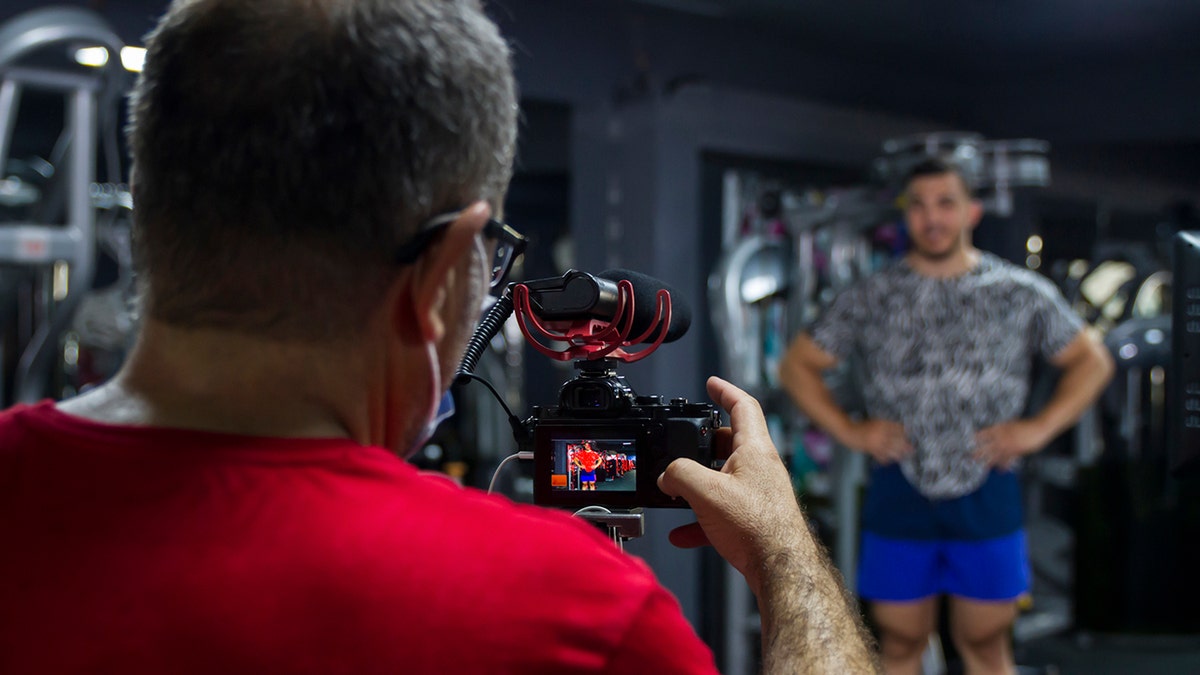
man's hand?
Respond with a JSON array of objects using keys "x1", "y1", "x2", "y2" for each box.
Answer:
[
  {"x1": 658, "y1": 376, "x2": 882, "y2": 674},
  {"x1": 656, "y1": 376, "x2": 806, "y2": 595},
  {"x1": 845, "y1": 419, "x2": 913, "y2": 464},
  {"x1": 974, "y1": 419, "x2": 1048, "y2": 470}
]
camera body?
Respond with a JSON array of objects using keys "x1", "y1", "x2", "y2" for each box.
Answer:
[{"x1": 528, "y1": 359, "x2": 722, "y2": 509}]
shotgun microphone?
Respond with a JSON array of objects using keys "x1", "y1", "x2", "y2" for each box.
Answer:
[
  {"x1": 520, "y1": 269, "x2": 691, "y2": 343},
  {"x1": 596, "y1": 268, "x2": 691, "y2": 343}
]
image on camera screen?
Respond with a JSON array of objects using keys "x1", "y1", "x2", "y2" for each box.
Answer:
[{"x1": 549, "y1": 438, "x2": 638, "y2": 492}]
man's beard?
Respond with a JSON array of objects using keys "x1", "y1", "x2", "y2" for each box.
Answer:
[{"x1": 910, "y1": 236, "x2": 963, "y2": 262}]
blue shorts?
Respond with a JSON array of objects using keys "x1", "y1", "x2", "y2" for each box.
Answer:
[
  {"x1": 858, "y1": 464, "x2": 1029, "y2": 602},
  {"x1": 858, "y1": 530, "x2": 1030, "y2": 602},
  {"x1": 579, "y1": 470, "x2": 596, "y2": 483}
]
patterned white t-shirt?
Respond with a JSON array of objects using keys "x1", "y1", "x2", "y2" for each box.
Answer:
[{"x1": 811, "y1": 252, "x2": 1083, "y2": 499}]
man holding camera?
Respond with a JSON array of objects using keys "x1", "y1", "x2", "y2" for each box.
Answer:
[{"x1": 0, "y1": 0, "x2": 878, "y2": 672}]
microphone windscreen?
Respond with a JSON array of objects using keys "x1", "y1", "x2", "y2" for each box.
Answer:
[{"x1": 598, "y1": 268, "x2": 692, "y2": 343}]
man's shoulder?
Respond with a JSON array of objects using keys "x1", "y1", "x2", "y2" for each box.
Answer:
[
  {"x1": 0, "y1": 400, "x2": 54, "y2": 426},
  {"x1": 976, "y1": 252, "x2": 1062, "y2": 297},
  {"x1": 0, "y1": 401, "x2": 57, "y2": 456},
  {"x1": 976, "y1": 251, "x2": 1035, "y2": 280},
  {"x1": 831, "y1": 259, "x2": 908, "y2": 299}
]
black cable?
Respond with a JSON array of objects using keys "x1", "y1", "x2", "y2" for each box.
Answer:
[
  {"x1": 455, "y1": 287, "x2": 514, "y2": 382},
  {"x1": 453, "y1": 284, "x2": 530, "y2": 450},
  {"x1": 455, "y1": 371, "x2": 518, "y2": 423},
  {"x1": 454, "y1": 369, "x2": 530, "y2": 465}
]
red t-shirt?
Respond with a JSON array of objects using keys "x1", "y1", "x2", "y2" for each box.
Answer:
[
  {"x1": 573, "y1": 446, "x2": 604, "y2": 473},
  {"x1": 0, "y1": 402, "x2": 718, "y2": 674}
]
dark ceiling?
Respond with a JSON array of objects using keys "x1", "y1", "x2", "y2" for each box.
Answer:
[
  {"x1": 4, "y1": 0, "x2": 1197, "y2": 105},
  {"x1": 4, "y1": 0, "x2": 1197, "y2": 112},
  {"x1": 650, "y1": 0, "x2": 1200, "y2": 77},
  {"x1": 1, "y1": 0, "x2": 1198, "y2": 209},
  {"x1": 653, "y1": 0, "x2": 1200, "y2": 211}
]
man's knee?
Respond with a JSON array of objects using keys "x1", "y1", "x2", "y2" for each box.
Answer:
[
  {"x1": 878, "y1": 627, "x2": 931, "y2": 662},
  {"x1": 949, "y1": 602, "x2": 1015, "y2": 664},
  {"x1": 873, "y1": 601, "x2": 936, "y2": 661},
  {"x1": 951, "y1": 621, "x2": 1008, "y2": 653}
]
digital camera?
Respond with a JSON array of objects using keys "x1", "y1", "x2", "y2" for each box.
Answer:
[{"x1": 528, "y1": 359, "x2": 722, "y2": 509}]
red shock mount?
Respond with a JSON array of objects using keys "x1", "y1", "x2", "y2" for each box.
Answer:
[{"x1": 511, "y1": 279, "x2": 673, "y2": 363}]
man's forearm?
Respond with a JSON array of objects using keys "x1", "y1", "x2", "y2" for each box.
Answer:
[
  {"x1": 1033, "y1": 338, "x2": 1115, "y2": 442},
  {"x1": 778, "y1": 357, "x2": 855, "y2": 447},
  {"x1": 757, "y1": 531, "x2": 881, "y2": 674}
]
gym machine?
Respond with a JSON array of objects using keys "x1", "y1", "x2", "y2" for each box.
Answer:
[
  {"x1": 1069, "y1": 218, "x2": 1200, "y2": 634},
  {"x1": 0, "y1": 6, "x2": 135, "y2": 406}
]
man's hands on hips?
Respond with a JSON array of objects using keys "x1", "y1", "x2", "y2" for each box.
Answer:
[
  {"x1": 974, "y1": 419, "x2": 1049, "y2": 470},
  {"x1": 844, "y1": 419, "x2": 912, "y2": 464},
  {"x1": 656, "y1": 376, "x2": 807, "y2": 596}
]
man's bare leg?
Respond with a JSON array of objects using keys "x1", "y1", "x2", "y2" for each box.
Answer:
[
  {"x1": 948, "y1": 596, "x2": 1017, "y2": 675},
  {"x1": 871, "y1": 596, "x2": 937, "y2": 675}
]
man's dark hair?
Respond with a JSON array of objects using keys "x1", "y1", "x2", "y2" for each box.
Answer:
[
  {"x1": 127, "y1": 0, "x2": 517, "y2": 340},
  {"x1": 903, "y1": 157, "x2": 977, "y2": 199}
]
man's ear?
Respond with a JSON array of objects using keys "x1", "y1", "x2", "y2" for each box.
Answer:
[
  {"x1": 968, "y1": 199, "x2": 985, "y2": 230},
  {"x1": 395, "y1": 201, "x2": 491, "y2": 343}
]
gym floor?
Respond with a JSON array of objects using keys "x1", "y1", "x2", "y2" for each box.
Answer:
[{"x1": 1017, "y1": 633, "x2": 1200, "y2": 674}]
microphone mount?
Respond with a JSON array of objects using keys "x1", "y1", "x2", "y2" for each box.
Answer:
[{"x1": 512, "y1": 275, "x2": 672, "y2": 363}]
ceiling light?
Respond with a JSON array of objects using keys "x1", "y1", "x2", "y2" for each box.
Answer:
[
  {"x1": 74, "y1": 46, "x2": 109, "y2": 68},
  {"x1": 120, "y1": 46, "x2": 146, "y2": 72},
  {"x1": 72, "y1": 46, "x2": 146, "y2": 72}
]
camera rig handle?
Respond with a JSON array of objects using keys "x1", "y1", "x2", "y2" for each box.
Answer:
[{"x1": 573, "y1": 507, "x2": 646, "y2": 550}]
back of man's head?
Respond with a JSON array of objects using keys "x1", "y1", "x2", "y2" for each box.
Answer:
[
  {"x1": 128, "y1": 0, "x2": 517, "y2": 341},
  {"x1": 903, "y1": 157, "x2": 976, "y2": 199}
]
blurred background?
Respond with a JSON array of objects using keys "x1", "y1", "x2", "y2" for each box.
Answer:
[{"x1": 0, "y1": 1, "x2": 1197, "y2": 673}]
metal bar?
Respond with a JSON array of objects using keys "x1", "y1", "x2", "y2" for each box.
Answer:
[
  {"x1": 0, "y1": 66, "x2": 101, "y2": 93},
  {"x1": 1125, "y1": 367, "x2": 1142, "y2": 460},
  {"x1": 0, "y1": 78, "x2": 22, "y2": 174},
  {"x1": 0, "y1": 227, "x2": 85, "y2": 264},
  {"x1": 835, "y1": 449, "x2": 865, "y2": 588},
  {"x1": 787, "y1": 229, "x2": 815, "y2": 336},
  {"x1": 68, "y1": 85, "x2": 97, "y2": 273},
  {"x1": 723, "y1": 562, "x2": 751, "y2": 675},
  {"x1": 13, "y1": 84, "x2": 98, "y2": 403},
  {"x1": 1075, "y1": 405, "x2": 1102, "y2": 467}
]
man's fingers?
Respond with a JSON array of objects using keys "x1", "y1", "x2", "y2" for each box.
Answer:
[
  {"x1": 704, "y1": 375, "x2": 743, "y2": 411},
  {"x1": 885, "y1": 423, "x2": 913, "y2": 452},
  {"x1": 705, "y1": 377, "x2": 772, "y2": 450},
  {"x1": 658, "y1": 456, "x2": 720, "y2": 505},
  {"x1": 667, "y1": 522, "x2": 711, "y2": 549}
]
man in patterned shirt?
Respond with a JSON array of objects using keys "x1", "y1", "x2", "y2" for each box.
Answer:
[{"x1": 780, "y1": 157, "x2": 1114, "y2": 675}]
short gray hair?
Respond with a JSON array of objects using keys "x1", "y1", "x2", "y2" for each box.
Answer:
[{"x1": 127, "y1": 0, "x2": 518, "y2": 339}]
